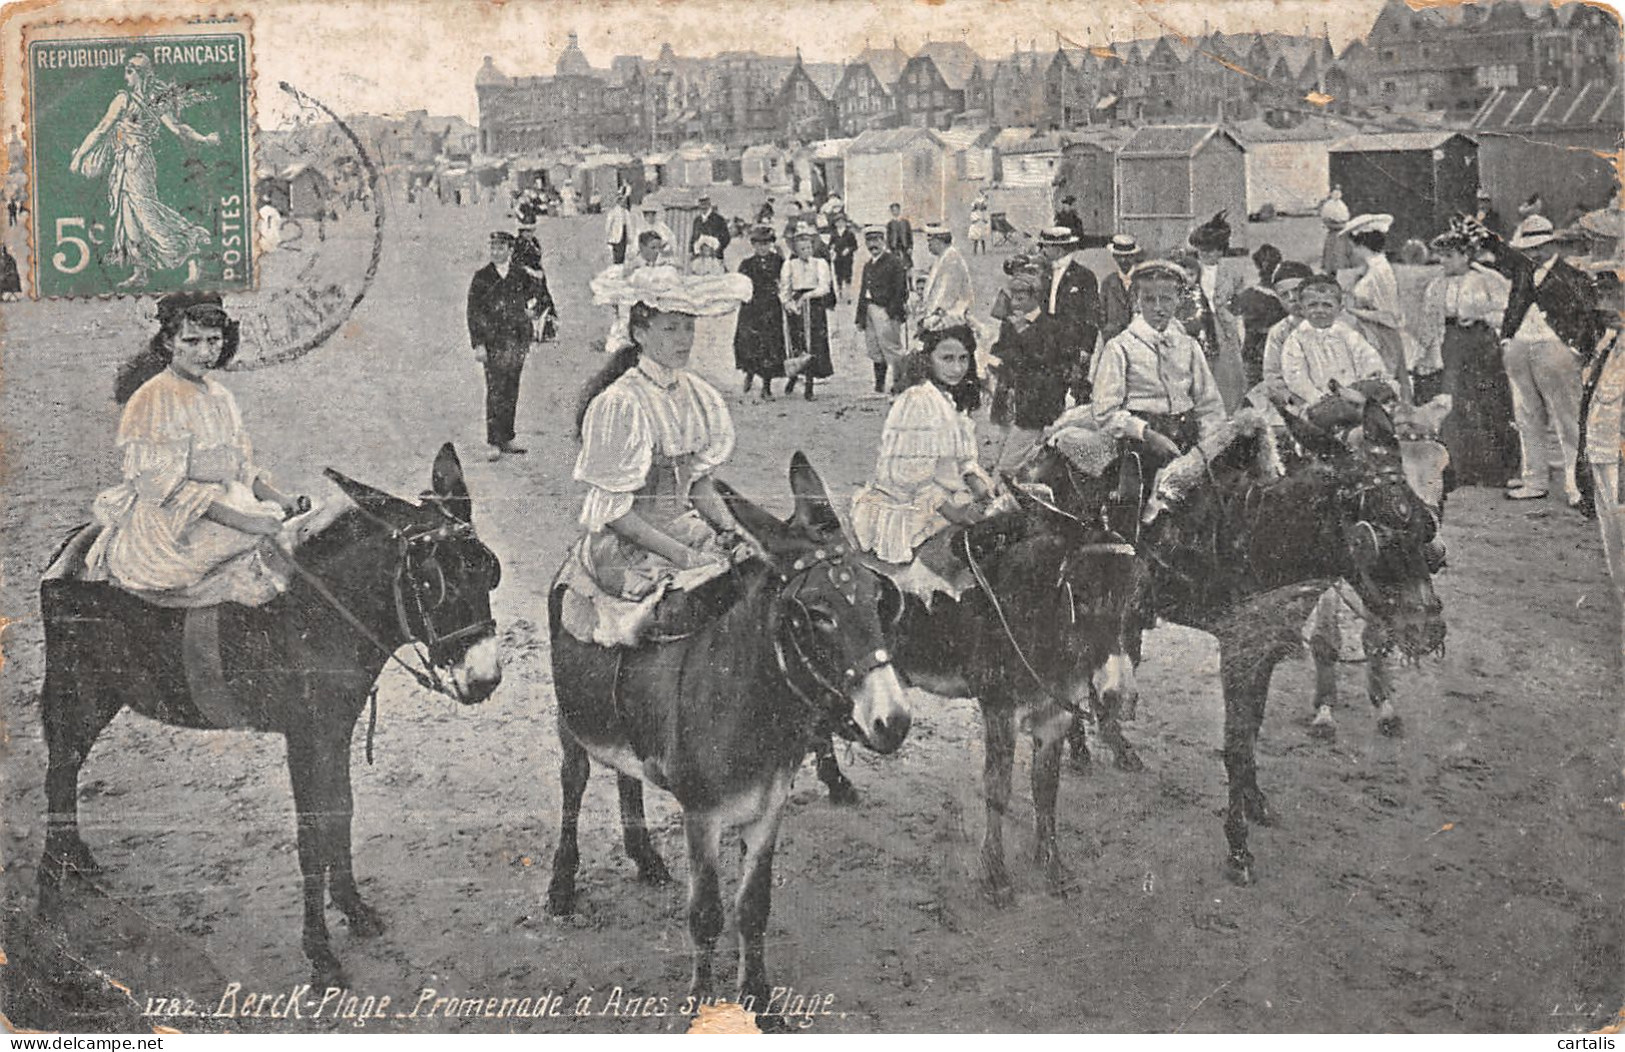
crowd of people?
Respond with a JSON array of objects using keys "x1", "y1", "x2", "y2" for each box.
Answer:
[{"x1": 74, "y1": 177, "x2": 1624, "y2": 654}]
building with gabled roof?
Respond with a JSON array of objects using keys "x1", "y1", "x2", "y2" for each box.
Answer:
[
  {"x1": 894, "y1": 41, "x2": 984, "y2": 129},
  {"x1": 833, "y1": 45, "x2": 910, "y2": 137}
]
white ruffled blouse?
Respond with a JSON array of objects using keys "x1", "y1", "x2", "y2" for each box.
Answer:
[
  {"x1": 573, "y1": 357, "x2": 735, "y2": 531},
  {"x1": 84, "y1": 369, "x2": 270, "y2": 593},
  {"x1": 850, "y1": 381, "x2": 989, "y2": 563},
  {"x1": 1279, "y1": 319, "x2": 1394, "y2": 405}
]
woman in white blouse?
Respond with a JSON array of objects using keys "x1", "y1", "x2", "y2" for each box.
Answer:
[
  {"x1": 571, "y1": 265, "x2": 753, "y2": 600},
  {"x1": 1342, "y1": 214, "x2": 1415, "y2": 403},
  {"x1": 1418, "y1": 230, "x2": 1517, "y2": 487},
  {"x1": 851, "y1": 322, "x2": 993, "y2": 564},
  {"x1": 780, "y1": 225, "x2": 836, "y2": 401}
]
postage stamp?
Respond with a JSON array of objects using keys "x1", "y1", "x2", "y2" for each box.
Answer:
[{"x1": 23, "y1": 16, "x2": 253, "y2": 297}]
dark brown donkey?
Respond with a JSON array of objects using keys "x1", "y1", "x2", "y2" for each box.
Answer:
[
  {"x1": 37, "y1": 445, "x2": 504, "y2": 985},
  {"x1": 545, "y1": 454, "x2": 911, "y2": 1014},
  {"x1": 808, "y1": 471, "x2": 1145, "y2": 903},
  {"x1": 1022, "y1": 400, "x2": 1446, "y2": 885}
]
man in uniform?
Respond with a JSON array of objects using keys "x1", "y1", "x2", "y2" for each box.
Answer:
[{"x1": 466, "y1": 231, "x2": 536, "y2": 461}]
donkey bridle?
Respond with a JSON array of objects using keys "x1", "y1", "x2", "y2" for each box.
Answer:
[
  {"x1": 771, "y1": 543, "x2": 892, "y2": 742},
  {"x1": 287, "y1": 504, "x2": 496, "y2": 702}
]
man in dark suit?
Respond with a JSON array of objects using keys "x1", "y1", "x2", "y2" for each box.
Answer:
[
  {"x1": 886, "y1": 202, "x2": 913, "y2": 263},
  {"x1": 691, "y1": 193, "x2": 731, "y2": 257},
  {"x1": 855, "y1": 225, "x2": 910, "y2": 393},
  {"x1": 1037, "y1": 226, "x2": 1101, "y2": 405},
  {"x1": 467, "y1": 231, "x2": 537, "y2": 461}
]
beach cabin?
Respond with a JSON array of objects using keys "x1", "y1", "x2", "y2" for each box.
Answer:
[
  {"x1": 844, "y1": 126, "x2": 952, "y2": 227},
  {"x1": 1115, "y1": 124, "x2": 1247, "y2": 255},
  {"x1": 1328, "y1": 131, "x2": 1479, "y2": 250},
  {"x1": 1231, "y1": 118, "x2": 1340, "y2": 217}
]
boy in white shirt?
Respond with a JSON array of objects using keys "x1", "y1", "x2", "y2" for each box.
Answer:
[{"x1": 1278, "y1": 274, "x2": 1396, "y2": 414}]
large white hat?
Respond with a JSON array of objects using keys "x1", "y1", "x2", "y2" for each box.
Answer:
[
  {"x1": 1340, "y1": 213, "x2": 1394, "y2": 238},
  {"x1": 590, "y1": 264, "x2": 751, "y2": 316}
]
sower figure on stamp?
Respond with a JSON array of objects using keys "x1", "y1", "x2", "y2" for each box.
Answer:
[
  {"x1": 68, "y1": 53, "x2": 218, "y2": 289},
  {"x1": 468, "y1": 230, "x2": 536, "y2": 462}
]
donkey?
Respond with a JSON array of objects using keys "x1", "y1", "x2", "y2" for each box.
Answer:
[
  {"x1": 806, "y1": 467, "x2": 1145, "y2": 903},
  {"x1": 37, "y1": 444, "x2": 504, "y2": 985},
  {"x1": 1022, "y1": 400, "x2": 1446, "y2": 885},
  {"x1": 545, "y1": 454, "x2": 911, "y2": 1013}
]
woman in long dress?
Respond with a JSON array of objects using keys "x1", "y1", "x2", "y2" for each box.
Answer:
[
  {"x1": 1341, "y1": 214, "x2": 1416, "y2": 403},
  {"x1": 1417, "y1": 230, "x2": 1518, "y2": 487},
  {"x1": 687, "y1": 235, "x2": 737, "y2": 378},
  {"x1": 780, "y1": 225, "x2": 836, "y2": 401},
  {"x1": 86, "y1": 294, "x2": 303, "y2": 607},
  {"x1": 733, "y1": 225, "x2": 786, "y2": 399},
  {"x1": 69, "y1": 54, "x2": 218, "y2": 288}
]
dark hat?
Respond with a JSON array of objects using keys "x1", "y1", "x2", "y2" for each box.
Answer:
[
  {"x1": 156, "y1": 290, "x2": 225, "y2": 322},
  {"x1": 748, "y1": 224, "x2": 777, "y2": 243},
  {"x1": 489, "y1": 230, "x2": 516, "y2": 246},
  {"x1": 1188, "y1": 210, "x2": 1231, "y2": 251}
]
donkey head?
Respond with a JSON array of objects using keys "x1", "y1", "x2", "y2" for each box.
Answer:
[
  {"x1": 719, "y1": 453, "x2": 911, "y2": 754},
  {"x1": 1286, "y1": 401, "x2": 1447, "y2": 661},
  {"x1": 323, "y1": 443, "x2": 503, "y2": 704},
  {"x1": 973, "y1": 475, "x2": 1145, "y2": 721}
]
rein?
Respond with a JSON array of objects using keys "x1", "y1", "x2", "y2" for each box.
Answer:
[
  {"x1": 959, "y1": 529, "x2": 1135, "y2": 718},
  {"x1": 285, "y1": 504, "x2": 495, "y2": 704}
]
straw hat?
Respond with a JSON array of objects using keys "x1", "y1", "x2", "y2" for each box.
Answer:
[{"x1": 1340, "y1": 213, "x2": 1393, "y2": 238}]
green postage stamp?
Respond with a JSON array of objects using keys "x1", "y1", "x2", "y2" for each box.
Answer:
[{"x1": 24, "y1": 16, "x2": 254, "y2": 297}]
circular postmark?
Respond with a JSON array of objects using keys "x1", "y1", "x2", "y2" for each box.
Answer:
[{"x1": 221, "y1": 80, "x2": 384, "y2": 370}]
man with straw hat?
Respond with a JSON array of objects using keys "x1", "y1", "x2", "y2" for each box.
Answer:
[
  {"x1": 1038, "y1": 226, "x2": 1100, "y2": 405},
  {"x1": 1490, "y1": 214, "x2": 1592, "y2": 506},
  {"x1": 1100, "y1": 234, "x2": 1142, "y2": 344}
]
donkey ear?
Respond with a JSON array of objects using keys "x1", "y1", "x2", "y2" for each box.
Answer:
[
  {"x1": 324, "y1": 468, "x2": 413, "y2": 520},
  {"x1": 1360, "y1": 399, "x2": 1400, "y2": 455},
  {"x1": 431, "y1": 443, "x2": 473, "y2": 522},
  {"x1": 787, "y1": 452, "x2": 844, "y2": 536},
  {"x1": 714, "y1": 479, "x2": 799, "y2": 567}
]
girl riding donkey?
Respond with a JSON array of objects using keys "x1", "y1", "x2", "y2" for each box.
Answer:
[
  {"x1": 547, "y1": 264, "x2": 912, "y2": 1013},
  {"x1": 560, "y1": 265, "x2": 754, "y2": 644},
  {"x1": 850, "y1": 318, "x2": 1001, "y2": 592},
  {"x1": 86, "y1": 292, "x2": 307, "y2": 607}
]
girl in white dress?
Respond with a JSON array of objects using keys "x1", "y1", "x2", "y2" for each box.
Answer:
[
  {"x1": 570, "y1": 265, "x2": 753, "y2": 601},
  {"x1": 851, "y1": 322, "x2": 994, "y2": 564},
  {"x1": 86, "y1": 294, "x2": 302, "y2": 606}
]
